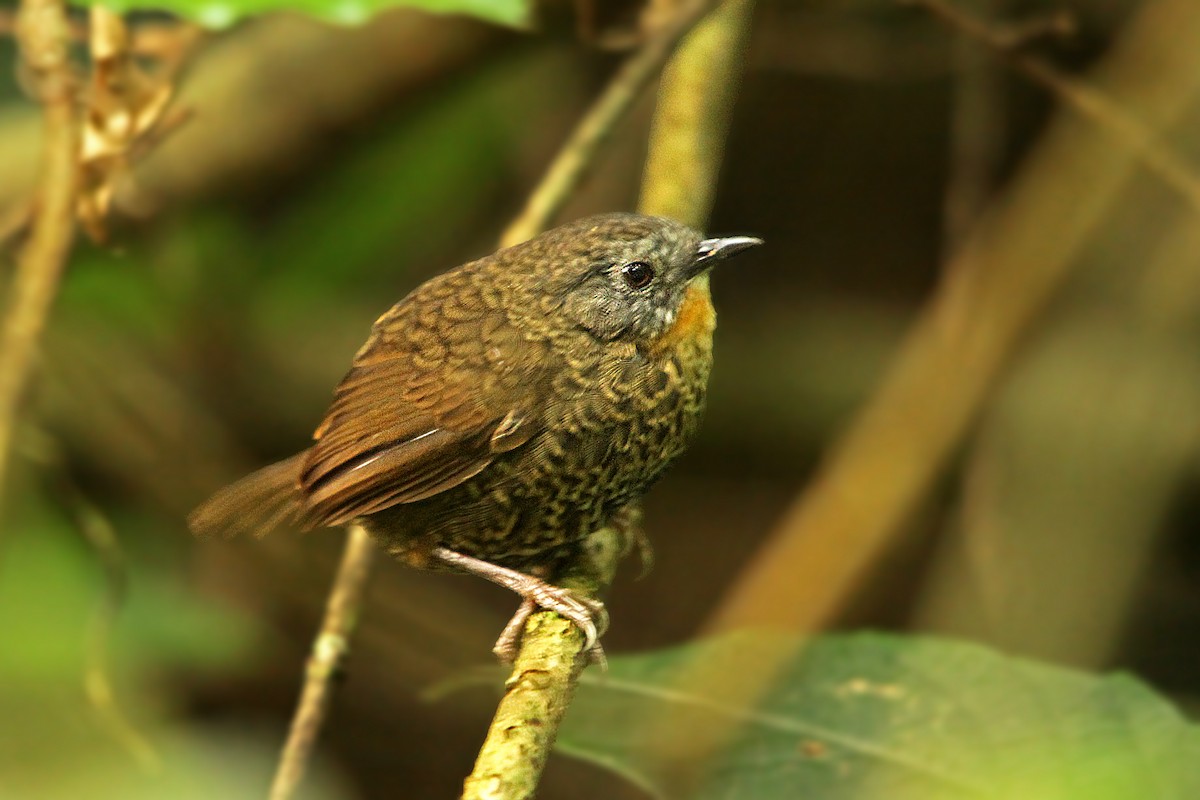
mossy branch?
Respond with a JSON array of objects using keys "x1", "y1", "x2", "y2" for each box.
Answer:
[
  {"x1": 462, "y1": 2, "x2": 756, "y2": 799},
  {"x1": 461, "y1": 531, "x2": 622, "y2": 799}
]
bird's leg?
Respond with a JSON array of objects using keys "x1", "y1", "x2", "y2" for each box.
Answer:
[
  {"x1": 432, "y1": 547, "x2": 609, "y2": 664},
  {"x1": 492, "y1": 597, "x2": 535, "y2": 662}
]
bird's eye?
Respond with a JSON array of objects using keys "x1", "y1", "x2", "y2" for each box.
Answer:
[{"x1": 621, "y1": 261, "x2": 655, "y2": 289}]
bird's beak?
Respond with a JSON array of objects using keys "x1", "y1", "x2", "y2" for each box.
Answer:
[{"x1": 689, "y1": 235, "x2": 763, "y2": 278}]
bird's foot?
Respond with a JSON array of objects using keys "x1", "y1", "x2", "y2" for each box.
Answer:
[
  {"x1": 493, "y1": 593, "x2": 608, "y2": 667},
  {"x1": 432, "y1": 547, "x2": 608, "y2": 666},
  {"x1": 492, "y1": 598, "x2": 536, "y2": 662}
]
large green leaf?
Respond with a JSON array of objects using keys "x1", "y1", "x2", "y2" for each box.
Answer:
[
  {"x1": 558, "y1": 633, "x2": 1200, "y2": 799},
  {"x1": 98, "y1": 0, "x2": 527, "y2": 29}
]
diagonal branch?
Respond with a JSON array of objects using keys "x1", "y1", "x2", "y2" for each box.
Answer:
[
  {"x1": 269, "y1": 524, "x2": 377, "y2": 800},
  {"x1": 706, "y1": 0, "x2": 1200, "y2": 638},
  {"x1": 0, "y1": 0, "x2": 79, "y2": 514},
  {"x1": 906, "y1": 0, "x2": 1200, "y2": 216}
]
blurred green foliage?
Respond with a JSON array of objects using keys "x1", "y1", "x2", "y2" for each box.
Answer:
[
  {"x1": 0, "y1": 494, "x2": 295, "y2": 798},
  {"x1": 0, "y1": 499, "x2": 257, "y2": 679}
]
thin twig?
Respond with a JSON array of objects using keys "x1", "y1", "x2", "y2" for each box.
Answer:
[
  {"x1": 0, "y1": 0, "x2": 79, "y2": 512},
  {"x1": 906, "y1": 0, "x2": 1200, "y2": 217},
  {"x1": 941, "y1": 0, "x2": 1006, "y2": 257},
  {"x1": 500, "y1": 0, "x2": 719, "y2": 247},
  {"x1": 269, "y1": 524, "x2": 377, "y2": 800},
  {"x1": 463, "y1": 2, "x2": 755, "y2": 798},
  {"x1": 72, "y1": 481, "x2": 161, "y2": 771},
  {"x1": 22, "y1": 429, "x2": 161, "y2": 769}
]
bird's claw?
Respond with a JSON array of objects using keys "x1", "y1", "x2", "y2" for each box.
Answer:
[
  {"x1": 493, "y1": 587, "x2": 609, "y2": 667},
  {"x1": 430, "y1": 547, "x2": 609, "y2": 666}
]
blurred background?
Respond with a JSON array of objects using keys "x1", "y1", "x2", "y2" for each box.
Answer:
[{"x1": 1, "y1": 0, "x2": 1198, "y2": 797}]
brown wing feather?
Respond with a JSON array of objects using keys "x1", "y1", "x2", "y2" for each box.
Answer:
[
  {"x1": 301, "y1": 426, "x2": 497, "y2": 527},
  {"x1": 297, "y1": 263, "x2": 545, "y2": 530}
]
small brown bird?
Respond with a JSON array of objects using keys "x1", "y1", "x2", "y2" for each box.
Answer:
[{"x1": 189, "y1": 213, "x2": 760, "y2": 661}]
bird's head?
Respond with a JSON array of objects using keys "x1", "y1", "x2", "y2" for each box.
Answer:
[{"x1": 514, "y1": 213, "x2": 761, "y2": 350}]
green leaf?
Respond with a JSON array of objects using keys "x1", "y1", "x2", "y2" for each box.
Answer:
[
  {"x1": 557, "y1": 632, "x2": 1200, "y2": 800},
  {"x1": 97, "y1": 0, "x2": 528, "y2": 30}
]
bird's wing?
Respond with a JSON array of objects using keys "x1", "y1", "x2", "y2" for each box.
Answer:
[{"x1": 297, "y1": 266, "x2": 549, "y2": 529}]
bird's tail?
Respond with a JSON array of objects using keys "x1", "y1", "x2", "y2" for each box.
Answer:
[{"x1": 188, "y1": 452, "x2": 308, "y2": 539}]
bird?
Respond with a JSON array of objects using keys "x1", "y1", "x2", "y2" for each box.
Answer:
[{"x1": 188, "y1": 212, "x2": 761, "y2": 662}]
